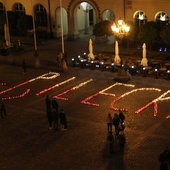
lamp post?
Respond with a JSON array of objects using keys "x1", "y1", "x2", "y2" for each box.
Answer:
[
  {"x1": 31, "y1": 0, "x2": 40, "y2": 68},
  {"x1": 111, "y1": 18, "x2": 130, "y2": 39},
  {"x1": 31, "y1": 0, "x2": 38, "y2": 57},
  {"x1": 4, "y1": 0, "x2": 11, "y2": 47},
  {"x1": 47, "y1": 0, "x2": 53, "y2": 38},
  {"x1": 60, "y1": 0, "x2": 64, "y2": 54},
  {"x1": 111, "y1": 18, "x2": 130, "y2": 66}
]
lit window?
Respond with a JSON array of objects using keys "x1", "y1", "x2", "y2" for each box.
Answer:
[{"x1": 134, "y1": 11, "x2": 147, "y2": 27}]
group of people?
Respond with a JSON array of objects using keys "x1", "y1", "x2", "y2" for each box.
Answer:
[
  {"x1": 0, "y1": 98, "x2": 7, "y2": 119},
  {"x1": 106, "y1": 109, "x2": 126, "y2": 153},
  {"x1": 45, "y1": 95, "x2": 67, "y2": 131}
]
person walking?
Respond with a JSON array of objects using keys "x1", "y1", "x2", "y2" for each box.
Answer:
[
  {"x1": 107, "y1": 131, "x2": 114, "y2": 154},
  {"x1": 0, "y1": 99, "x2": 7, "y2": 118},
  {"x1": 106, "y1": 113, "x2": 112, "y2": 133},
  {"x1": 59, "y1": 109, "x2": 67, "y2": 130},
  {"x1": 51, "y1": 97, "x2": 59, "y2": 131}
]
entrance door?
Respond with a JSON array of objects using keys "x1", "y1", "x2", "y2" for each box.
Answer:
[{"x1": 89, "y1": 9, "x2": 93, "y2": 26}]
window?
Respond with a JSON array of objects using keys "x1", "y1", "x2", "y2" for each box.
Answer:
[
  {"x1": 155, "y1": 11, "x2": 169, "y2": 28},
  {"x1": 35, "y1": 4, "x2": 47, "y2": 27},
  {"x1": 13, "y1": 3, "x2": 25, "y2": 16},
  {"x1": 134, "y1": 11, "x2": 147, "y2": 28}
]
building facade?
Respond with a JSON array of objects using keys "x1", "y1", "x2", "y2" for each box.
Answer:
[{"x1": 0, "y1": 0, "x2": 170, "y2": 39}]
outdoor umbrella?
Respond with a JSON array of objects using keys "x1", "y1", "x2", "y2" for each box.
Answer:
[
  {"x1": 88, "y1": 39, "x2": 95, "y2": 61},
  {"x1": 141, "y1": 43, "x2": 148, "y2": 67},
  {"x1": 114, "y1": 41, "x2": 121, "y2": 65}
]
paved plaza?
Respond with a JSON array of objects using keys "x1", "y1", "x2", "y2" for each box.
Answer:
[{"x1": 0, "y1": 34, "x2": 170, "y2": 170}]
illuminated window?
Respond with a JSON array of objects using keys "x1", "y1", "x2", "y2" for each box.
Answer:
[
  {"x1": 134, "y1": 11, "x2": 147, "y2": 28},
  {"x1": 35, "y1": 4, "x2": 47, "y2": 27},
  {"x1": 155, "y1": 11, "x2": 169, "y2": 28}
]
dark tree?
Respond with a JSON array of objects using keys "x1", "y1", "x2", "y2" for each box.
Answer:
[
  {"x1": 93, "y1": 20, "x2": 113, "y2": 37},
  {"x1": 138, "y1": 21, "x2": 159, "y2": 53},
  {"x1": 17, "y1": 15, "x2": 33, "y2": 35},
  {"x1": 160, "y1": 25, "x2": 170, "y2": 45}
]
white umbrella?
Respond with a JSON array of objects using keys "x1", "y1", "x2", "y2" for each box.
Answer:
[
  {"x1": 114, "y1": 41, "x2": 121, "y2": 65},
  {"x1": 141, "y1": 43, "x2": 148, "y2": 67},
  {"x1": 4, "y1": 24, "x2": 10, "y2": 47},
  {"x1": 88, "y1": 39, "x2": 95, "y2": 61}
]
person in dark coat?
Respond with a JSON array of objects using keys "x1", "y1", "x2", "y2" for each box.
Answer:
[
  {"x1": 45, "y1": 95, "x2": 51, "y2": 112},
  {"x1": 22, "y1": 59, "x2": 27, "y2": 73},
  {"x1": 0, "y1": 99, "x2": 7, "y2": 118},
  {"x1": 51, "y1": 97, "x2": 59, "y2": 131},
  {"x1": 51, "y1": 97, "x2": 58, "y2": 111},
  {"x1": 45, "y1": 95, "x2": 53, "y2": 129},
  {"x1": 112, "y1": 113, "x2": 120, "y2": 135},
  {"x1": 59, "y1": 109, "x2": 67, "y2": 130},
  {"x1": 118, "y1": 109, "x2": 125, "y2": 123}
]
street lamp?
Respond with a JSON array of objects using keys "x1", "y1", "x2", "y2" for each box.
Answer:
[
  {"x1": 111, "y1": 18, "x2": 130, "y2": 38},
  {"x1": 31, "y1": 0, "x2": 38, "y2": 57},
  {"x1": 60, "y1": 0, "x2": 64, "y2": 54},
  {"x1": 4, "y1": 0, "x2": 11, "y2": 47},
  {"x1": 111, "y1": 18, "x2": 130, "y2": 66}
]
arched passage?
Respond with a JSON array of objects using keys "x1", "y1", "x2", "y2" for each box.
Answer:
[
  {"x1": 67, "y1": 0, "x2": 101, "y2": 40},
  {"x1": 102, "y1": 9, "x2": 115, "y2": 21},
  {"x1": 56, "y1": 7, "x2": 68, "y2": 37}
]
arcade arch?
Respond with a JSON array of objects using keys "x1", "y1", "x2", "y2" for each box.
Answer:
[
  {"x1": 56, "y1": 7, "x2": 68, "y2": 37},
  {"x1": 67, "y1": 0, "x2": 100, "y2": 40},
  {"x1": 102, "y1": 9, "x2": 115, "y2": 21}
]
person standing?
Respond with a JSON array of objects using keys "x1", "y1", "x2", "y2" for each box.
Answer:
[
  {"x1": 45, "y1": 95, "x2": 53, "y2": 130},
  {"x1": 59, "y1": 109, "x2": 67, "y2": 130},
  {"x1": 0, "y1": 99, "x2": 7, "y2": 118},
  {"x1": 51, "y1": 97, "x2": 59, "y2": 131},
  {"x1": 45, "y1": 95, "x2": 51, "y2": 112},
  {"x1": 106, "y1": 113, "x2": 112, "y2": 133},
  {"x1": 22, "y1": 59, "x2": 27, "y2": 74},
  {"x1": 118, "y1": 109, "x2": 125, "y2": 123},
  {"x1": 112, "y1": 113, "x2": 120, "y2": 135},
  {"x1": 51, "y1": 97, "x2": 58, "y2": 111}
]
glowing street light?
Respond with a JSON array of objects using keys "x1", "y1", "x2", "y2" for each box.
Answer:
[{"x1": 111, "y1": 18, "x2": 130, "y2": 38}]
